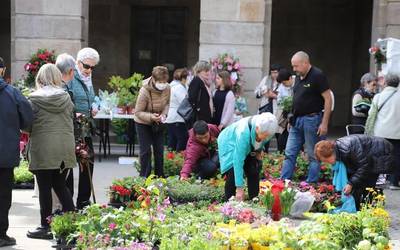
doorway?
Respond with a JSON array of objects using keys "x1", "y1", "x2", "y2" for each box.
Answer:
[
  {"x1": 0, "y1": 0, "x2": 11, "y2": 81},
  {"x1": 270, "y1": 0, "x2": 373, "y2": 127},
  {"x1": 130, "y1": 7, "x2": 187, "y2": 77}
]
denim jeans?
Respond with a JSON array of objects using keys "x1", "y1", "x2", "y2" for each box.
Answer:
[{"x1": 280, "y1": 113, "x2": 322, "y2": 182}]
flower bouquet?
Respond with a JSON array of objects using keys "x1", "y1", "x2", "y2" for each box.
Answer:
[
  {"x1": 369, "y1": 45, "x2": 386, "y2": 70},
  {"x1": 210, "y1": 53, "x2": 243, "y2": 93},
  {"x1": 24, "y1": 49, "x2": 56, "y2": 87}
]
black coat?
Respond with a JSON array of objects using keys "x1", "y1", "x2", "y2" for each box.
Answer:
[
  {"x1": 335, "y1": 134, "x2": 393, "y2": 187},
  {"x1": 0, "y1": 78, "x2": 33, "y2": 168},
  {"x1": 188, "y1": 76, "x2": 212, "y2": 123}
]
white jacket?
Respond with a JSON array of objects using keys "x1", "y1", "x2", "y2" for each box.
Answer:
[
  {"x1": 165, "y1": 80, "x2": 187, "y2": 123},
  {"x1": 371, "y1": 86, "x2": 400, "y2": 139}
]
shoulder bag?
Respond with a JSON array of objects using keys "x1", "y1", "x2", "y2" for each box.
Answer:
[
  {"x1": 177, "y1": 87, "x2": 202, "y2": 123},
  {"x1": 365, "y1": 90, "x2": 397, "y2": 136}
]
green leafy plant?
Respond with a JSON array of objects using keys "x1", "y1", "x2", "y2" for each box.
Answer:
[
  {"x1": 51, "y1": 212, "x2": 83, "y2": 240},
  {"x1": 164, "y1": 151, "x2": 184, "y2": 177},
  {"x1": 278, "y1": 96, "x2": 293, "y2": 113},
  {"x1": 108, "y1": 73, "x2": 144, "y2": 107},
  {"x1": 13, "y1": 160, "x2": 34, "y2": 184}
]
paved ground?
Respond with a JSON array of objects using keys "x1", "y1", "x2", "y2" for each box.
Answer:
[{"x1": 4, "y1": 145, "x2": 400, "y2": 249}]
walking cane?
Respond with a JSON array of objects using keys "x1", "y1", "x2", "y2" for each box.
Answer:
[{"x1": 80, "y1": 162, "x2": 96, "y2": 204}]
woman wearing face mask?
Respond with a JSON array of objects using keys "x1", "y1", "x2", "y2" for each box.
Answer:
[
  {"x1": 134, "y1": 66, "x2": 170, "y2": 177},
  {"x1": 351, "y1": 73, "x2": 377, "y2": 134},
  {"x1": 212, "y1": 71, "x2": 235, "y2": 130},
  {"x1": 188, "y1": 61, "x2": 213, "y2": 124},
  {"x1": 218, "y1": 112, "x2": 278, "y2": 201},
  {"x1": 64, "y1": 47, "x2": 100, "y2": 209},
  {"x1": 165, "y1": 68, "x2": 189, "y2": 151}
]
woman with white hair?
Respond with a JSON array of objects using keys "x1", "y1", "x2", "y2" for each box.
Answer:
[
  {"x1": 218, "y1": 112, "x2": 278, "y2": 201},
  {"x1": 26, "y1": 64, "x2": 75, "y2": 239},
  {"x1": 65, "y1": 47, "x2": 100, "y2": 209}
]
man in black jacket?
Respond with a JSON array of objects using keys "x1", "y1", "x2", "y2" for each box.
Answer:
[
  {"x1": 315, "y1": 134, "x2": 393, "y2": 210},
  {"x1": 0, "y1": 57, "x2": 33, "y2": 246}
]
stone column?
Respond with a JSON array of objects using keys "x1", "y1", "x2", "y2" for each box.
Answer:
[
  {"x1": 11, "y1": 0, "x2": 89, "y2": 81},
  {"x1": 199, "y1": 0, "x2": 271, "y2": 114}
]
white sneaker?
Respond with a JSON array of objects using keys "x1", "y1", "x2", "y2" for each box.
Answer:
[{"x1": 376, "y1": 174, "x2": 386, "y2": 185}]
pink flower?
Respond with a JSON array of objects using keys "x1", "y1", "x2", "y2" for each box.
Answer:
[
  {"x1": 233, "y1": 63, "x2": 240, "y2": 70},
  {"x1": 227, "y1": 65, "x2": 233, "y2": 71},
  {"x1": 109, "y1": 223, "x2": 117, "y2": 230},
  {"x1": 217, "y1": 64, "x2": 223, "y2": 70},
  {"x1": 158, "y1": 213, "x2": 166, "y2": 222}
]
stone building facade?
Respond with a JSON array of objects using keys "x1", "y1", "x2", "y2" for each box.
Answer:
[{"x1": 1, "y1": 0, "x2": 400, "y2": 127}]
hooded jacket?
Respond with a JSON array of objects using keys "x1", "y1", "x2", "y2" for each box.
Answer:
[
  {"x1": 218, "y1": 117, "x2": 271, "y2": 187},
  {"x1": 27, "y1": 86, "x2": 76, "y2": 170},
  {"x1": 335, "y1": 134, "x2": 393, "y2": 187},
  {"x1": 134, "y1": 77, "x2": 170, "y2": 125},
  {"x1": 0, "y1": 78, "x2": 33, "y2": 168}
]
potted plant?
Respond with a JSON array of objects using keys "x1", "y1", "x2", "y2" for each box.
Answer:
[
  {"x1": 108, "y1": 177, "x2": 145, "y2": 207},
  {"x1": 50, "y1": 212, "x2": 82, "y2": 250},
  {"x1": 13, "y1": 160, "x2": 34, "y2": 189},
  {"x1": 24, "y1": 49, "x2": 56, "y2": 87}
]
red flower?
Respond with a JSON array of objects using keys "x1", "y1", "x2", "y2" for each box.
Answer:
[
  {"x1": 166, "y1": 152, "x2": 175, "y2": 160},
  {"x1": 321, "y1": 165, "x2": 327, "y2": 171},
  {"x1": 38, "y1": 54, "x2": 47, "y2": 60},
  {"x1": 327, "y1": 185, "x2": 334, "y2": 192}
]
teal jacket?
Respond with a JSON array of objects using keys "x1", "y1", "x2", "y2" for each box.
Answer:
[
  {"x1": 65, "y1": 69, "x2": 95, "y2": 116},
  {"x1": 218, "y1": 117, "x2": 270, "y2": 187}
]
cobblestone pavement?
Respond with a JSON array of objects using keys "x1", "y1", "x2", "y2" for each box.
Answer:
[{"x1": 4, "y1": 150, "x2": 400, "y2": 249}]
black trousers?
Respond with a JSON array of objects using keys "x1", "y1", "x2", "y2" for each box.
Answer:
[
  {"x1": 167, "y1": 122, "x2": 188, "y2": 151},
  {"x1": 66, "y1": 137, "x2": 94, "y2": 206},
  {"x1": 193, "y1": 153, "x2": 219, "y2": 179},
  {"x1": 387, "y1": 139, "x2": 400, "y2": 186},
  {"x1": 0, "y1": 168, "x2": 13, "y2": 238},
  {"x1": 277, "y1": 130, "x2": 289, "y2": 153},
  {"x1": 263, "y1": 133, "x2": 280, "y2": 153},
  {"x1": 34, "y1": 168, "x2": 75, "y2": 226},
  {"x1": 224, "y1": 154, "x2": 262, "y2": 201},
  {"x1": 136, "y1": 123, "x2": 164, "y2": 177},
  {"x1": 351, "y1": 173, "x2": 379, "y2": 211}
]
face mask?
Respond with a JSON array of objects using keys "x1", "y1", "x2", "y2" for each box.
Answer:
[{"x1": 155, "y1": 83, "x2": 167, "y2": 91}]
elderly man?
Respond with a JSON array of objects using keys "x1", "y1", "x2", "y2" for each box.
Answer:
[
  {"x1": 280, "y1": 51, "x2": 333, "y2": 183},
  {"x1": 65, "y1": 48, "x2": 100, "y2": 209},
  {"x1": 0, "y1": 57, "x2": 33, "y2": 246},
  {"x1": 56, "y1": 53, "x2": 75, "y2": 84},
  {"x1": 218, "y1": 112, "x2": 278, "y2": 201}
]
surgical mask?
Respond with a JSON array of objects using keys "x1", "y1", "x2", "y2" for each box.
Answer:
[{"x1": 155, "y1": 83, "x2": 167, "y2": 91}]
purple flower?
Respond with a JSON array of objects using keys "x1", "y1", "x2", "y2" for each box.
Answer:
[
  {"x1": 158, "y1": 213, "x2": 166, "y2": 222},
  {"x1": 217, "y1": 64, "x2": 223, "y2": 70}
]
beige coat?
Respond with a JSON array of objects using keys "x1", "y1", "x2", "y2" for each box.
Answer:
[{"x1": 134, "y1": 77, "x2": 170, "y2": 125}]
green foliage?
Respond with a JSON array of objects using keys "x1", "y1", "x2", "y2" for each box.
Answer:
[
  {"x1": 51, "y1": 212, "x2": 83, "y2": 240},
  {"x1": 24, "y1": 49, "x2": 56, "y2": 87},
  {"x1": 164, "y1": 151, "x2": 184, "y2": 177},
  {"x1": 108, "y1": 73, "x2": 144, "y2": 106},
  {"x1": 111, "y1": 118, "x2": 128, "y2": 137},
  {"x1": 13, "y1": 160, "x2": 34, "y2": 184},
  {"x1": 278, "y1": 96, "x2": 293, "y2": 113}
]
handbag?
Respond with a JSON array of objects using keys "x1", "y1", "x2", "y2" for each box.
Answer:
[
  {"x1": 147, "y1": 89, "x2": 166, "y2": 134},
  {"x1": 177, "y1": 88, "x2": 202, "y2": 123},
  {"x1": 258, "y1": 84, "x2": 279, "y2": 114},
  {"x1": 365, "y1": 90, "x2": 397, "y2": 135}
]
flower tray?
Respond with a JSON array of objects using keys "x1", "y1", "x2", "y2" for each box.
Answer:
[{"x1": 13, "y1": 182, "x2": 34, "y2": 189}]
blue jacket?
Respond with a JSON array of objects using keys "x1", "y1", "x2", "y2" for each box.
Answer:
[
  {"x1": 65, "y1": 69, "x2": 95, "y2": 116},
  {"x1": 0, "y1": 78, "x2": 33, "y2": 168},
  {"x1": 218, "y1": 117, "x2": 270, "y2": 187}
]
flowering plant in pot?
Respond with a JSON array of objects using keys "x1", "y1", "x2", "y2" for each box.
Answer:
[
  {"x1": 24, "y1": 48, "x2": 56, "y2": 87},
  {"x1": 210, "y1": 53, "x2": 243, "y2": 93},
  {"x1": 108, "y1": 177, "x2": 145, "y2": 206},
  {"x1": 164, "y1": 151, "x2": 184, "y2": 177}
]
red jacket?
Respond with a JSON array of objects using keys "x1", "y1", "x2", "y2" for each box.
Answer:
[{"x1": 180, "y1": 124, "x2": 220, "y2": 178}]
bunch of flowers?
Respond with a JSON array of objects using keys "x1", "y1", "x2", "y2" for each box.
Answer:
[
  {"x1": 219, "y1": 200, "x2": 266, "y2": 224},
  {"x1": 108, "y1": 177, "x2": 145, "y2": 205},
  {"x1": 297, "y1": 182, "x2": 341, "y2": 213},
  {"x1": 24, "y1": 49, "x2": 56, "y2": 87},
  {"x1": 210, "y1": 53, "x2": 243, "y2": 93},
  {"x1": 164, "y1": 151, "x2": 184, "y2": 177},
  {"x1": 369, "y1": 44, "x2": 386, "y2": 70}
]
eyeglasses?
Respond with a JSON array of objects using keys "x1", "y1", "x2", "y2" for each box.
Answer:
[{"x1": 80, "y1": 61, "x2": 95, "y2": 70}]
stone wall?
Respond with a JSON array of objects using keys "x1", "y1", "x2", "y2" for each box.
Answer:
[
  {"x1": 89, "y1": 0, "x2": 200, "y2": 91},
  {"x1": 0, "y1": 0, "x2": 11, "y2": 81},
  {"x1": 10, "y1": 0, "x2": 89, "y2": 81},
  {"x1": 199, "y1": 0, "x2": 271, "y2": 114},
  {"x1": 270, "y1": 0, "x2": 373, "y2": 127}
]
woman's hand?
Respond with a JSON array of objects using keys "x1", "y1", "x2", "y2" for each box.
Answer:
[
  {"x1": 218, "y1": 124, "x2": 224, "y2": 131},
  {"x1": 151, "y1": 113, "x2": 161, "y2": 123},
  {"x1": 236, "y1": 188, "x2": 245, "y2": 201},
  {"x1": 343, "y1": 184, "x2": 353, "y2": 195}
]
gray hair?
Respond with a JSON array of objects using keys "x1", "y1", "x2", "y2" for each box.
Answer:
[
  {"x1": 77, "y1": 47, "x2": 100, "y2": 64},
  {"x1": 360, "y1": 73, "x2": 376, "y2": 84},
  {"x1": 35, "y1": 63, "x2": 62, "y2": 89},
  {"x1": 385, "y1": 74, "x2": 400, "y2": 88},
  {"x1": 193, "y1": 60, "x2": 211, "y2": 75},
  {"x1": 292, "y1": 51, "x2": 310, "y2": 63},
  {"x1": 55, "y1": 53, "x2": 75, "y2": 75},
  {"x1": 254, "y1": 112, "x2": 278, "y2": 134}
]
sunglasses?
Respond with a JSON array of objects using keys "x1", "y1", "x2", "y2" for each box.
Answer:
[{"x1": 80, "y1": 61, "x2": 95, "y2": 70}]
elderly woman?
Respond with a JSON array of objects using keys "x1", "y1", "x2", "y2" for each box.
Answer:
[
  {"x1": 315, "y1": 135, "x2": 393, "y2": 210},
  {"x1": 218, "y1": 112, "x2": 278, "y2": 201},
  {"x1": 188, "y1": 61, "x2": 213, "y2": 124},
  {"x1": 26, "y1": 64, "x2": 75, "y2": 239},
  {"x1": 369, "y1": 74, "x2": 400, "y2": 190},
  {"x1": 134, "y1": 66, "x2": 170, "y2": 177},
  {"x1": 351, "y1": 73, "x2": 377, "y2": 134},
  {"x1": 65, "y1": 47, "x2": 100, "y2": 209},
  {"x1": 56, "y1": 53, "x2": 75, "y2": 84}
]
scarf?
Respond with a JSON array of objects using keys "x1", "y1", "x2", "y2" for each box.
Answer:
[
  {"x1": 76, "y1": 65, "x2": 93, "y2": 88},
  {"x1": 199, "y1": 75, "x2": 214, "y2": 116}
]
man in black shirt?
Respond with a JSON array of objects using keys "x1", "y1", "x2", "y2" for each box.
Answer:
[{"x1": 280, "y1": 51, "x2": 333, "y2": 182}]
